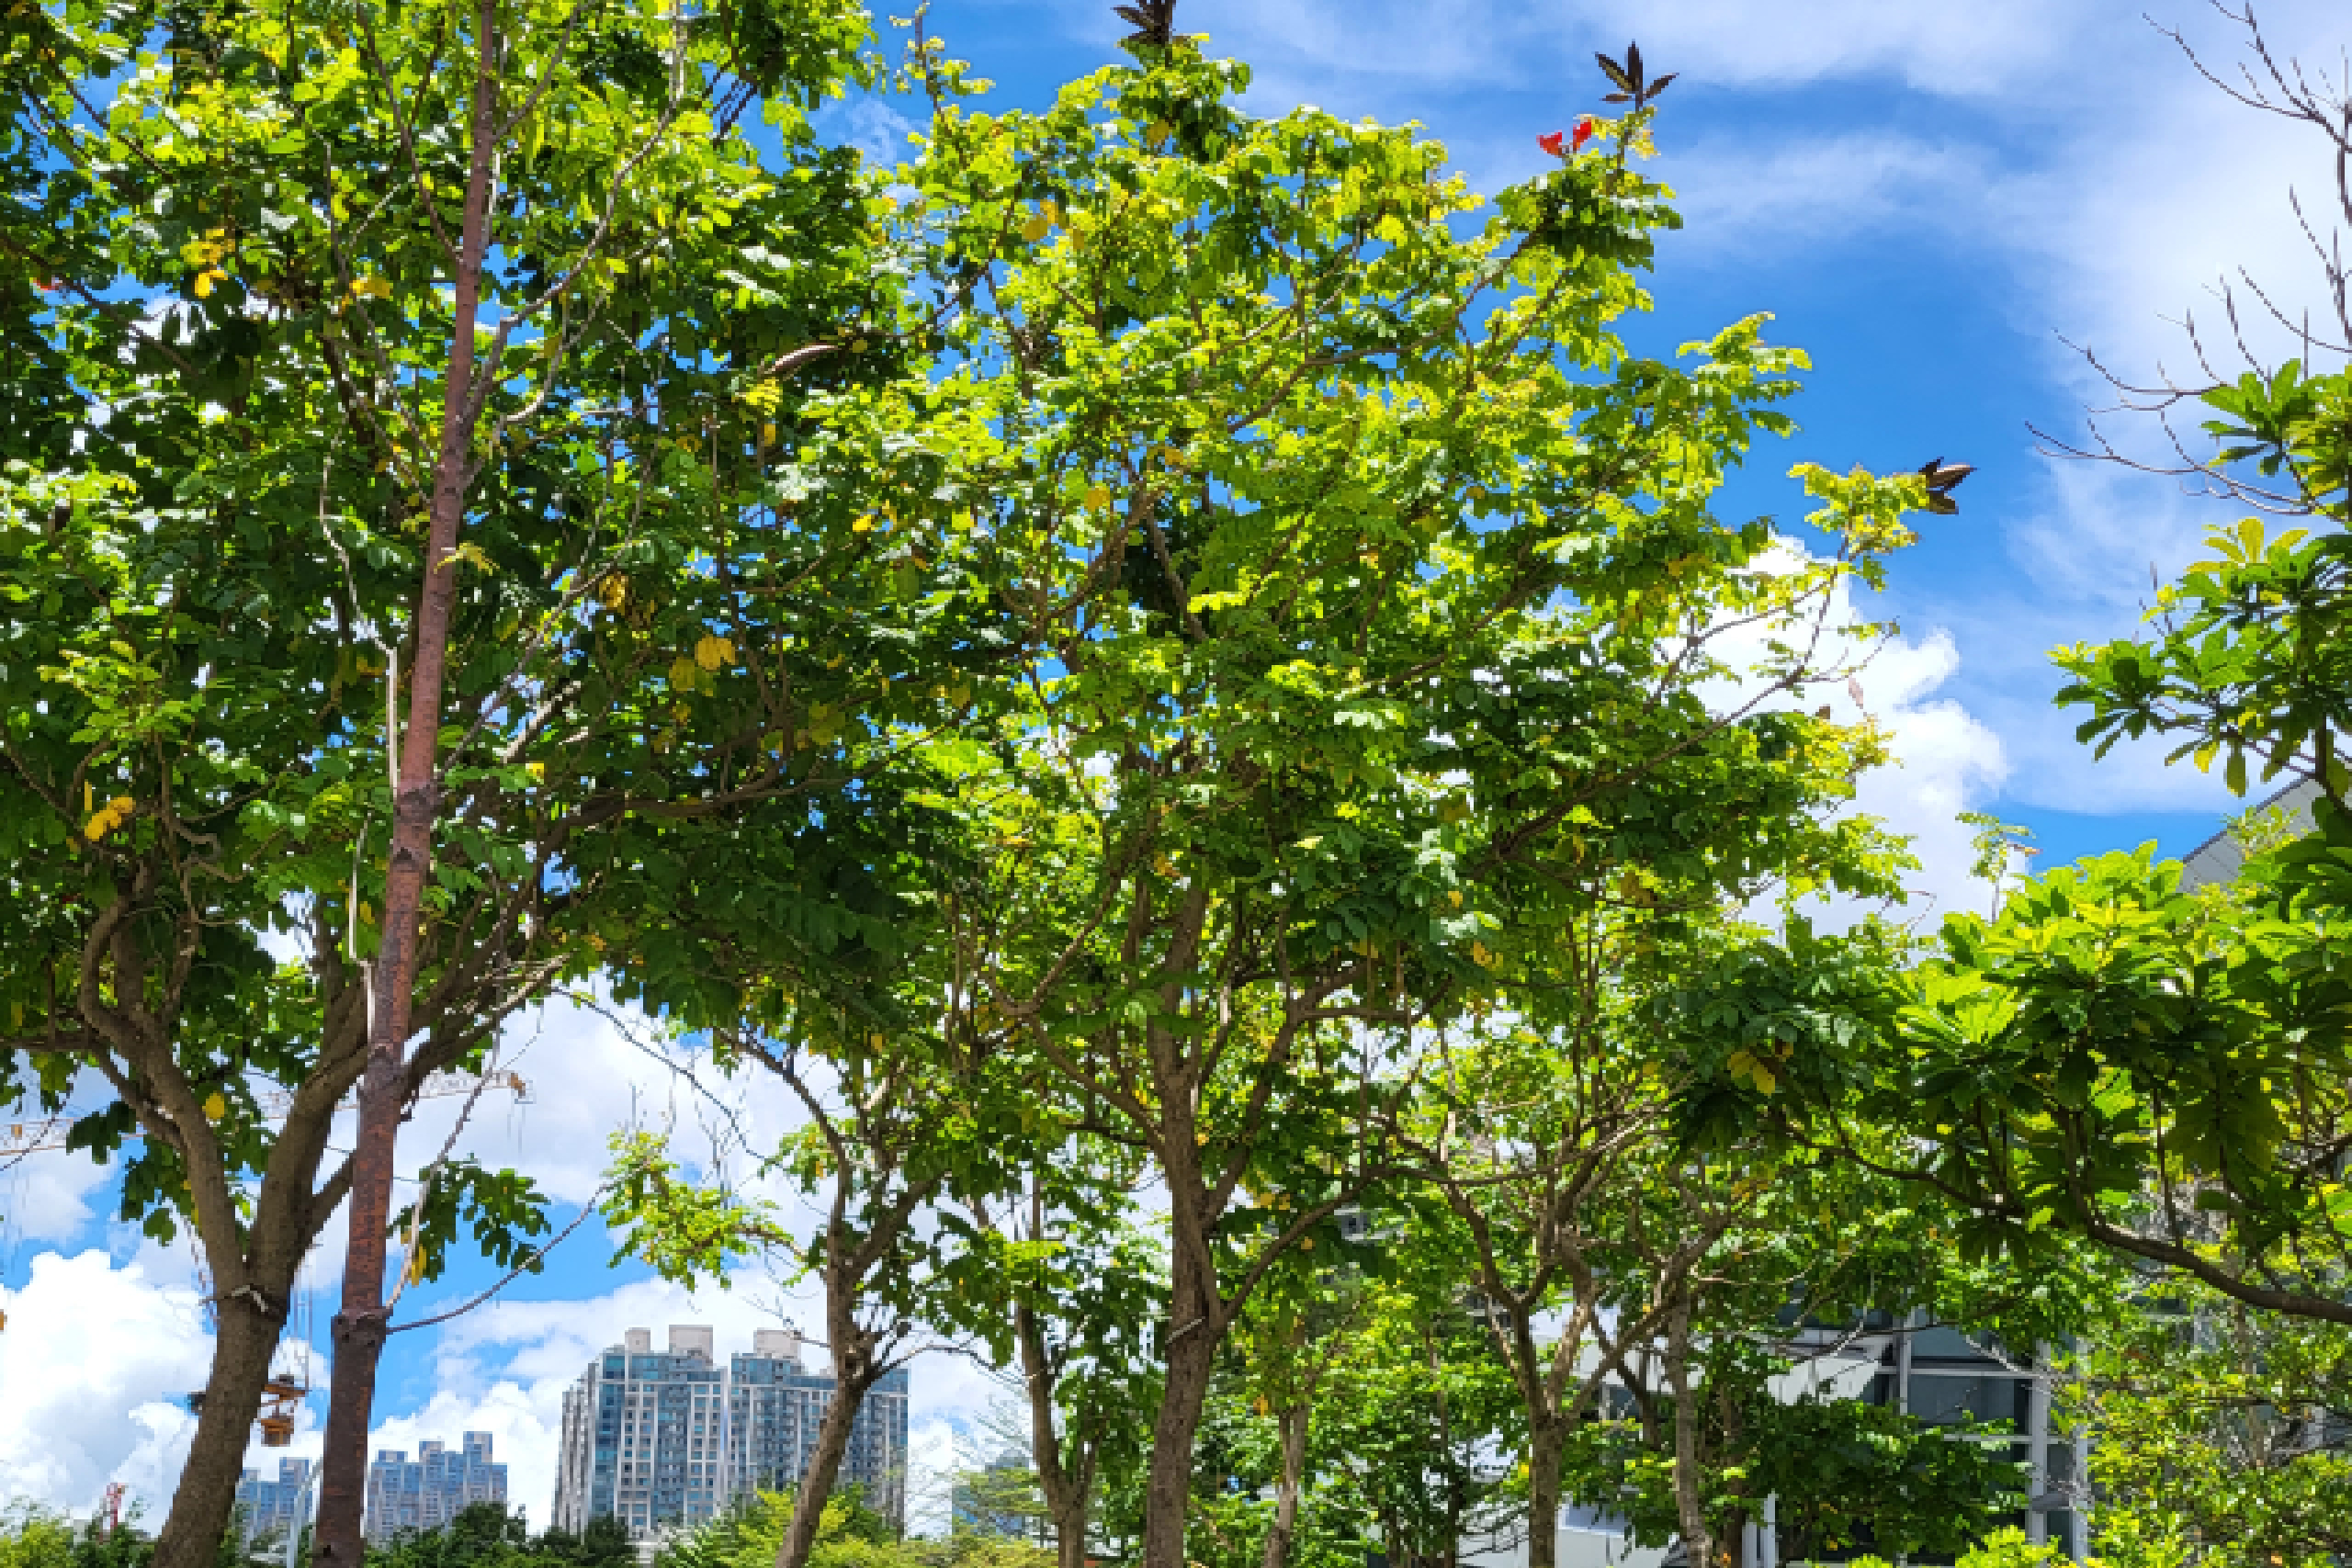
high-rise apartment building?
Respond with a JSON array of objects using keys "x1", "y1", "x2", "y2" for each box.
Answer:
[
  {"x1": 234, "y1": 1458, "x2": 312, "y2": 1546},
  {"x1": 363, "y1": 1432, "x2": 508, "y2": 1541},
  {"x1": 550, "y1": 1325, "x2": 910, "y2": 1542}
]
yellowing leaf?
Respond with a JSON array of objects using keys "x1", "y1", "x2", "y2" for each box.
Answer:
[
  {"x1": 1085, "y1": 484, "x2": 1113, "y2": 511},
  {"x1": 526, "y1": 761, "x2": 547, "y2": 782},
  {"x1": 203, "y1": 1091, "x2": 227, "y2": 1122},
  {"x1": 695, "y1": 635, "x2": 737, "y2": 671},
  {"x1": 670, "y1": 655, "x2": 702, "y2": 689},
  {"x1": 193, "y1": 271, "x2": 218, "y2": 299},
  {"x1": 1021, "y1": 213, "x2": 1052, "y2": 243}
]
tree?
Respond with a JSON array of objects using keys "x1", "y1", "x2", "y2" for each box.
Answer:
[
  {"x1": 0, "y1": 0, "x2": 892, "y2": 1557},
  {"x1": 2065, "y1": 1279, "x2": 2352, "y2": 1568},
  {"x1": 1880, "y1": 6, "x2": 2352, "y2": 1321},
  {"x1": 827, "y1": 20, "x2": 1941, "y2": 1568},
  {"x1": 1303, "y1": 1277, "x2": 1516, "y2": 1568},
  {"x1": 950, "y1": 1170, "x2": 1163, "y2": 1568},
  {"x1": 604, "y1": 996, "x2": 1038, "y2": 1568}
]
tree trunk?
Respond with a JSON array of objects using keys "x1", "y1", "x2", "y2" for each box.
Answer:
[
  {"x1": 774, "y1": 1346, "x2": 875, "y2": 1568},
  {"x1": 1260, "y1": 1401, "x2": 1309, "y2": 1568},
  {"x1": 1140, "y1": 1283, "x2": 1220, "y2": 1568},
  {"x1": 1665, "y1": 1299, "x2": 1711, "y2": 1568},
  {"x1": 309, "y1": 5, "x2": 500, "y2": 1563},
  {"x1": 1525, "y1": 1416, "x2": 1564, "y2": 1568},
  {"x1": 1015, "y1": 1302, "x2": 1091, "y2": 1568},
  {"x1": 153, "y1": 1292, "x2": 285, "y2": 1568}
]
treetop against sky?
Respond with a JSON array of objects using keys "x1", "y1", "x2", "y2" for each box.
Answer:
[{"x1": 3, "y1": 0, "x2": 2350, "y2": 1545}]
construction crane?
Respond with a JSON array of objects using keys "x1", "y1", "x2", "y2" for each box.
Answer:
[{"x1": 1, "y1": 1069, "x2": 528, "y2": 1158}]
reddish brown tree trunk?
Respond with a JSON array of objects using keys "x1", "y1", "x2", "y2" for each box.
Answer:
[{"x1": 309, "y1": 6, "x2": 501, "y2": 1561}]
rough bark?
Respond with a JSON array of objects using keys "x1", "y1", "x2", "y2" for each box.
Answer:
[
  {"x1": 1141, "y1": 1304, "x2": 1220, "y2": 1568},
  {"x1": 152, "y1": 1292, "x2": 288, "y2": 1568},
  {"x1": 1524, "y1": 1416, "x2": 1564, "y2": 1568},
  {"x1": 311, "y1": 5, "x2": 502, "y2": 1560},
  {"x1": 1260, "y1": 1400, "x2": 1309, "y2": 1568}
]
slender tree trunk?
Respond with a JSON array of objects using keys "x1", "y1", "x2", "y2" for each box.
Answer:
[
  {"x1": 774, "y1": 1365, "x2": 871, "y2": 1568},
  {"x1": 1525, "y1": 1415, "x2": 1564, "y2": 1568},
  {"x1": 776, "y1": 1265, "x2": 881, "y2": 1568},
  {"x1": 310, "y1": 6, "x2": 501, "y2": 1561},
  {"x1": 153, "y1": 1293, "x2": 286, "y2": 1568},
  {"x1": 1260, "y1": 1401, "x2": 1309, "y2": 1568},
  {"x1": 1664, "y1": 1298, "x2": 1711, "y2": 1568},
  {"x1": 1015, "y1": 1302, "x2": 1092, "y2": 1568},
  {"x1": 1140, "y1": 1266, "x2": 1221, "y2": 1568}
]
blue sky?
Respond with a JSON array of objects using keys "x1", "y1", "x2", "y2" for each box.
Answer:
[{"x1": 6, "y1": 0, "x2": 2345, "y2": 1530}]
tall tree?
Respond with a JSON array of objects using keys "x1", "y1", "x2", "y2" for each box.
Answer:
[
  {"x1": 0, "y1": 0, "x2": 888, "y2": 1558},
  {"x1": 842, "y1": 23, "x2": 1944, "y2": 1568}
]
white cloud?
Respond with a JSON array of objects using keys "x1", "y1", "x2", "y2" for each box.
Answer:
[
  {"x1": 1663, "y1": 131, "x2": 1996, "y2": 254},
  {"x1": 0, "y1": 1250, "x2": 213, "y2": 1515},
  {"x1": 1, "y1": 1140, "x2": 117, "y2": 1245}
]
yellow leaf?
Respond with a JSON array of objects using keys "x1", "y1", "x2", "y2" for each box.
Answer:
[
  {"x1": 526, "y1": 761, "x2": 547, "y2": 782},
  {"x1": 695, "y1": 635, "x2": 737, "y2": 671},
  {"x1": 358, "y1": 901, "x2": 375, "y2": 926},
  {"x1": 598, "y1": 577, "x2": 629, "y2": 611},
  {"x1": 193, "y1": 271, "x2": 216, "y2": 299},
  {"x1": 1085, "y1": 484, "x2": 1112, "y2": 511},
  {"x1": 853, "y1": 515, "x2": 876, "y2": 533},
  {"x1": 202, "y1": 1091, "x2": 226, "y2": 1122},
  {"x1": 1021, "y1": 213, "x2": 1051, "y2": 243},
  {"x1": 1447, "y1": 889, "x2": 1464, "y2": 908}
]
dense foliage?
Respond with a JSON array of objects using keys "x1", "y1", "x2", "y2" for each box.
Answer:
[{"x1": 11, "y1": 3, "x2": 2352, "y2": 1567}]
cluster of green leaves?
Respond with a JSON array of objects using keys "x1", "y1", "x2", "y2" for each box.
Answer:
[
  {"x1": 362, "y1": 1503, "x2": 632, "y2": 1568},
  {"x1": 0, "y1": 1500, "x2": 248, "y2": 1568},
  {"x1": 652, "y1": 1492, "x2": 1045, "y2": 1568},
  {"x1": 2063, "y1": 1282, "x2": 2352, "y2": 1568}
]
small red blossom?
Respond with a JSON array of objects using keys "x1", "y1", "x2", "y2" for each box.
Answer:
[
  {"x1": 1537, "y1": 129, "x2": 1566, "y2": 157},
  {"x1": 1571, "y1": 117, "x2": 1596, "y2": 152}
]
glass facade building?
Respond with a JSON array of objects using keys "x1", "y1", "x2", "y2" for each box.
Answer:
[
  {"x1": 550, "y1": 1325, "x2": 910, "y2": 1542},
  {"x1": 363, "y1": 1432, "x2": 508, "y2": 1542},
  {"x1": 233, "y1": 1458, "x2": 312, "y2": 1547}
]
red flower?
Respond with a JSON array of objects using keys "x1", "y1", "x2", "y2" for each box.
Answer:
[
  {"x1": 1571, "y1": 118, "x2": 1596, "y2": 152},
  {"x1": 1537, "y1": 129, "x2": 1566, "y2": 157}
]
